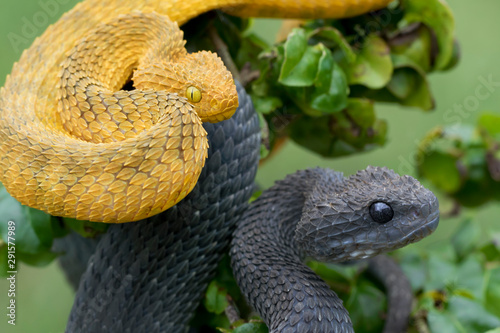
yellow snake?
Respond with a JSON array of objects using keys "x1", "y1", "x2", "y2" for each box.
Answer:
[{"x1": 0, "y1": 0, "x2": 392, "y2": 223}]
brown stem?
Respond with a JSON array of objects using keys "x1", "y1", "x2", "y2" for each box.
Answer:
[
  {"x1": 224, "y1": 294, "x2": 241, "y2": 325},
  {"x1": 208, "y1": 26, "x2": 241, "y2": 83}
]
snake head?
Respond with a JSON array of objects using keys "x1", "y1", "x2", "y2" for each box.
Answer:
[
  {"x1": 180, "y1": 51, "x2": 239, "y2": 123},
  {"x1": 134, "y1": 51, "x2": 238, "y2": 123},
  {"x1": 295, "y1": 166, "x2": 439, "y2": 262}
]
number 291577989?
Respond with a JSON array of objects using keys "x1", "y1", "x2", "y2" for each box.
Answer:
[{"x1": 7, "y1": 221, "x2": 15, "y2": 271}]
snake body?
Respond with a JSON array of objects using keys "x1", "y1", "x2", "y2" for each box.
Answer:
[
  {"x1": 231, "y1": 167, "x2": 439, "y2": 332},
  {"x1": 65, "y1": 82, "x2": 260, "y2": 332},
  {"x1": 0, "y1": 0, "x2": 392, "y2": 222}
]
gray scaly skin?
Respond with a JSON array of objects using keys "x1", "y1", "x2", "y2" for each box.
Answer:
[
  {"x1": 231, "y1": 167, "x2": 439, "y2": 332},
  {"x1": 52, "y1": 230, "x2": 101, "y2": 291},
  {"x1": 65, "y1": 82, "x2": 261, "y2": 333}
]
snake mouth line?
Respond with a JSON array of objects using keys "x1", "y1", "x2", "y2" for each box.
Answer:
[{"x1": 399, "y1": 211, "x2": 440, "y2": 244}]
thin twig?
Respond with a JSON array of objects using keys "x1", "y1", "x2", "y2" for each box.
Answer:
[
  {"x1": 414, "y1": 309, "x2": 430, "y2": 333},
  {"x1": 239, "y1": 62, "x2": 261, "y2": 87},
  {"x1": 224, "y1": 294, "x2": 241, "y2": 325},
  {"x1": 208, "y1": 26, "x2": 241, "y2": 83}
]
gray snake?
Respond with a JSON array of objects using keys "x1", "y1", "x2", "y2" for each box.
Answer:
[
  {"x1": 54, "y1": 83, "x2": 439, "y2": 332},
  {"x1": 231, "y1": 165, "x2": 439, "y2": 332}
]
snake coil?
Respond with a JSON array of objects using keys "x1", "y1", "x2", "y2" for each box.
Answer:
[{"x1": 63, "y1": 82, "x2": 260, "y2": 332}]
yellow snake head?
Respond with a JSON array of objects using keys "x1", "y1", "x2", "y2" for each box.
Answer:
[{"x1": 134, "y1": 50, "x2": 239, "y2": 123}]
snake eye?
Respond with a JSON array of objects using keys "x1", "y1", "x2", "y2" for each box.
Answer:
[
  {"x1": 186, "y1": 86, "x2": 202, "y2": 103},
  {"x1": 369, "y1": 202, "x2": 394, "y2": 224}
]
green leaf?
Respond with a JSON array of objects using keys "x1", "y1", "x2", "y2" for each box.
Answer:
[
  {"x1": 0, "y1": 243, "x2": 8, "y2": 276},
  {"x1": 308, "y1": 47, "x2": 348, "y2": 113},
  {"x1": 309, "y1": 261, "x2": 358, "y2": 285},
  {"x1": 427, "y1": 308, "x2": 465, "y2": 333},
  {"x1": 252, "y1": 95, "x2": 283, "y2": 114},
  {"x1": 447, "y1": 296, "x2": 500, "y2": 333},
  {"x1": 478, "y1": 112, "x2": 500, "y2": 139},
  {"x1": 400, "y1": 0, "x2": 455, "y2": 70},
  {"x1": 0, "y1": 187, "x2": 53, "y2": 255},
  {"x1": 231, "y1": 322, "x2": 268, "y2": 333},
  {"x1": 279, "y1": 29, "x2": 323, "y2": 87},
  {"x1": 257, "y1": 112, "x2": 270, "y2": 160},
  {"x1": 26, "y1": 206, "x2": 52, "y2": 248},
  {"x1": 235, "y1": 33, "x2": 269, "y2": 70},
  {"x1": 480, "y1": 236, "x2": 500, "y2": 262},
  {"x1": 51, "y1": 216, "x2": 69, "y2": 239},
  {"x1": 312, "y1": 27, "x2": 356, "y2": 64},
  {"x1": 451, "y1": 219, "x2": 481, "y2": 259},
  {"x1": 389, "y1": 25, "x2": 433, "y2": 72},
  {"x1": 426, "y1": 254, "x2": 456, "y2": 292},
  {"x1": 442, "y1": 124, "x2": 480, "y2": 146},
  {"x1": 204, "y1": 280, "x2": 229, "y2": 315},
  {"x1": 212, "y1": 255, "x2": 244, "y2": 302},
  {"x1": 485, "y1": 329, "x2": 500, "y2": 333},
  {"x1": 441, "y1": 38, "x2": 461, "y2": 71},
  {"x1": 455, "y1": 255, "x2": 485, "y2": 301},
  {"x1": 16, "y1": 251, "x2": 57, "y2": 267},
  {"x1": 346, "y1": 279, "x2": 386, "y2": 333},
  {"x1": 399, "y1": 251, "x2": 427, "y2": 291},
  {"x1": 418, "y1": 151, "x2": 461, "y2": 193},
  {"x1": 63, "y1": 218, "x2": 109, "y2": 238},
  {"x1": 386, "y1": 54, "x2": 434, "y2": 110},
  {"x1": 285, "y1": 47, "x2": 348, "y2": 116},
  {"x1": 427, "y1": 296, "x2": 500, "y2": 333},
  {"x1": 485, "y1": 267, "x2": 500, "y2": 318},
  {"x1": 288, "y1": 108, "x2": 386, "y2": 158},
  {"x1": 345, "y1": 99, "x2": 375, "y2": 129},
  {"x1": 344, "y1": 35, "x2": 393, "y2": 89},
  {"x1": 386, "y1": 68, "x2": 416, "y2": 100}
]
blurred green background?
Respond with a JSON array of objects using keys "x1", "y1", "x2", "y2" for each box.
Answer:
[{"x1": 0, "y1": 0, "x2": 499, "y2": 332}]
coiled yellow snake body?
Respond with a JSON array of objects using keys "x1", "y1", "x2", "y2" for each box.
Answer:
[{"x1": 0, "y1": 0, "x2": 391, "y2": 223}]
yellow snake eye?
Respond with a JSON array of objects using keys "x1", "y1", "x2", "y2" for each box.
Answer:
[{"x1": 186, "y1": 86, "x2": 202, "y2": 103}]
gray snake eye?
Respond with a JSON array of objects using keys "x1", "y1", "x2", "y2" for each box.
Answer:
[{"x1": 369, "y1": 202, "x2": 394, "y2": 224}]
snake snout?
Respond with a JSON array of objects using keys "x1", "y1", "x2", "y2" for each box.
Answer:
[{"x1": 202, "y1": 94, "x2": 239, "y2": 123}]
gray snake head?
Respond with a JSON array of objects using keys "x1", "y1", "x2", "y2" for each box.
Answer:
[{"x1": 295, "y1": 166, "x2": 439, "y2": 262}]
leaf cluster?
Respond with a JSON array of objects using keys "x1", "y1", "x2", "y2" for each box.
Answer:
[
  {"x1": 417, "y1": 112, "x2": 500, "y2": 208},
  {"x1": 198, "y1": 0, "x2": 458, "y2": 158},
  {"x1": 0, "y1": 182, "x2": 108, "y2": 275},
  {"x1": 399, "y1": 219, "x2": 500, "y2": 333}
]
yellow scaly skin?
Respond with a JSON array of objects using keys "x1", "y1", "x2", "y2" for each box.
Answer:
[{"x1": 0, "y1": 0, "x2": 392, "y2": 223}]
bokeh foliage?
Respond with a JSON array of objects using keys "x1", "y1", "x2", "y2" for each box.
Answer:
[{"x1": 418, "y1": 112, "x2": 500, "y2": 208}]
